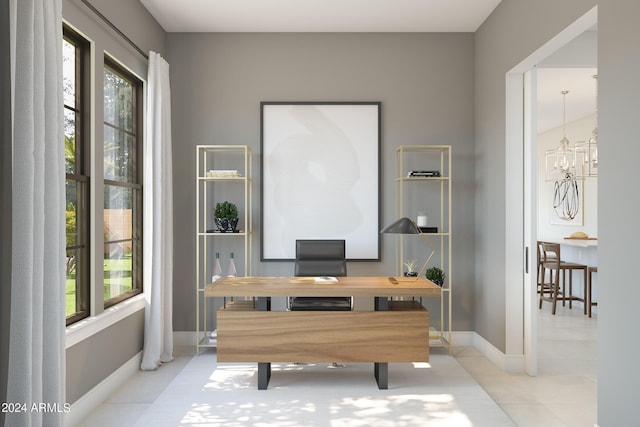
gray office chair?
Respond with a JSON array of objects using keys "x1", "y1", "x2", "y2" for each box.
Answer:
[{"x1": 288, "y1": 239, "x2": 352, "y2": 311}]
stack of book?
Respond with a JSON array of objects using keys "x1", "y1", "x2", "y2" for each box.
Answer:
[
  {"x1": 206, "y1": 170, "x2": 241, "y2": 178},
  {"x1": 407, "y1": 170, "x2": 441, "y2": 177}
]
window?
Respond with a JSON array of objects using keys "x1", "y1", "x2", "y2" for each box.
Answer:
[
  {"x1": 103, "y1": 57, "x2": 143, "y2": 307},
  {"x1": 63, "y1": 26, "x2": 90, "y2": 325}
]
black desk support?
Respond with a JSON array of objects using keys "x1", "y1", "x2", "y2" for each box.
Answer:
[
  {"x1": 374, "y1": 296, "x2": 389, "y2": 389},
  {"x1": 257, "y1": 297, "x2": 272, "y2": 390}
]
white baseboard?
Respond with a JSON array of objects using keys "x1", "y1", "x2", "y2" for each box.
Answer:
[
  {"x1": 471, "y1": 332, "x2": 525, "y2": 373},
  {"x1": 65, "y1": 352, "x2": 142, "y2": 427}
]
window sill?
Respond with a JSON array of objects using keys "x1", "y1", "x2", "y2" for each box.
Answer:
[{"x1": 65, "y1": 294, "x2": 146, "y2": 349}]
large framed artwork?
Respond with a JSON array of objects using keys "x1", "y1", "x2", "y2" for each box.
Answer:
[{"x1": 261, "y1": 102, "x2": 381, "y2": 261}]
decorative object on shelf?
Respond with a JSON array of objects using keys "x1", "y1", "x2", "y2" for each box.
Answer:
[
  {"x1": 407, "y1": 170, "x2": 441, "y2": 177},
  {"x1": 403, "y1": 260, "x2": 418, "y2": 277},
  {"x1": 212, "y1": 252, "x2": 222, "y2": 282},
  {"x1": 574, "y1": 75, "x2": 598, "y2": 178},
  {"x1": 214, "y1": 201, "x2": 239, "y2": 232},
  {"x1": 419, "y1": 226, "x2": 438, "y2": 233},
  {"x1": 206, "y1": 169, "x2": 241, "y2": 178},
  {"x1": 417, "y1": 212, "x2": 428, "y2": 227},
  {"x1": 380, "y1": 217, "x2": 435, "y2": 282},
  {"x1": 226, "y1": 252, "x2": 237, "y2": 277},
  {"x1": 425, "y1": 266, "x2": 445, "y2": 287}
]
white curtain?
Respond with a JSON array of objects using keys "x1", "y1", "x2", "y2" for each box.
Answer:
[
  {"x1": 141, "y1": 52, "x2": 174, "y2": 371},
  {"x1": 6, "y1": 0, "x2": 66, "y2": 426}
]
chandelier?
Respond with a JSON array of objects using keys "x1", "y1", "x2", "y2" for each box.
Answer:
[
  {"x1": 574, "y1": 75, "x2": 598, "y2": 177},
  {"x1": 545, "y1": 90, "x2": 579, "y2": 182},
  {"x1": 544, "y1": 90, "x2": 581, "y2": 220}
]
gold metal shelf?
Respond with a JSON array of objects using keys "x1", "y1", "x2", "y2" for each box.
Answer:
[
  {"x1": 395, "y1": 145, "x2": 452, "y2": 353},
  {"x1": 196, "y1": 145, "x2": 252, "y2": 354}
]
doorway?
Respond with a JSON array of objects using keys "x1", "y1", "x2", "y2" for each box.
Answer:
[{"x1": 505, "y1": 7, "x2": 598, "y2": 376}]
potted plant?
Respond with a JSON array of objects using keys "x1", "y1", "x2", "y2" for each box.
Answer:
[
  {"x1": 426, "y1": 266, "x2": 445, "y2": 287},
  {"x1": 214, "y1": 201, "x2": 239, "y2": 232},
  {"x1": 403, "y1": 260, "x2": 418, "y2": 277}
]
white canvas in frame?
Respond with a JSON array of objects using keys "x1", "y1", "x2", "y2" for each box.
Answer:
[{"x1": 261, "y1": 102, "x2": 380, "y2": 260}]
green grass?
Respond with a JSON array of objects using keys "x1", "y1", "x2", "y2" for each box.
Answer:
[{"x1": 66, "y1": 254, "x2": 133, "y2": 317}]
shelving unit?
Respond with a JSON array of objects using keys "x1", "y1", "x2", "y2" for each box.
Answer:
[
  {"x1": 196, "y1": 145, "x2": 252, "y2": 353},
  {"x1": 394, "y1": 145, "x2": 451, "y2": 350}
]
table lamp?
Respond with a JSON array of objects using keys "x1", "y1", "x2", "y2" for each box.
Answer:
[{"x1": 380, "y1": 217, "x2": 435, "y2": 282}]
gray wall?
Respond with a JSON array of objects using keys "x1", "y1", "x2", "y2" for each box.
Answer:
[
  {"x1": 61, "y1": 0, "x2": 165, "y2": 404},
  {"x1": 167, "y1": 33, "x2": 476, "y2": 332},
  {"x1": 66, "y1": 310, "x2": 145, "y2": 403},
  {"x1": 476, "y1": 0, "x2": 640, "y2": 424}
]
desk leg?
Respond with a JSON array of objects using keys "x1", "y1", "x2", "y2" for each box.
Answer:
[
  {"x1": 257, "y1": 297, "x2": 272, "y2": 390},
  {"x1": 257, "y1": 297, "x2": 271, "y2": 311},
  {"x1": 374, "y1": 296, "x2": 389, "y2": 389},
  {"x1": 375, "y1": 363, "x2": 388, "y2": 389},
  {"x1": 375, "y1": 296, "x2": 389, "y2": 311},
  {"x1": 258, "y1": 362, "x2": 271, "y2": 390}
]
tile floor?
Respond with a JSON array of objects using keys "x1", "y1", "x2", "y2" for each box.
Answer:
[
  {"x1": 456, "y1": 305, "x2": 597, "y2": 426},
  {"x1": 78, "y1": 305, "x2": 597, "y2": 427}
]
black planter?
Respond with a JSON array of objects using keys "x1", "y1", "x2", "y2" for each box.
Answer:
[{"x1": 214, "y1": 218, "x2": 239, "y2": 232}]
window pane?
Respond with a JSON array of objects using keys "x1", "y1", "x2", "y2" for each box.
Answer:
[
  {"x1": 104, "y1": 242, "x2": 133, "y2": 300},
  {"x1": 104, "y1": 67, "x2": 133, "y2": 132},
  {"x1": 103, "y1": 184, "x2": 140, "y2": 303},
  {"x1": 104, "y1": 186, "x2": 132, "y2": 242},
  {"x1": 104, "y1": 183, "x2": 131, "y2": 209},
  {"x1": 66, "y1": 248, "x2": 79, "y2": 317},
  {"x1": 63, "y1": 39, "x2": 75, "y2": 108},
  {"x1": 64, "y1": 109, "x2": 76, "y2": 174},
  {"x1": 65, "y1": 180, "x2": 78, "y2": 246},
  {"x1": 103, "y1": 127, "x2": 133, "y2": 182}
]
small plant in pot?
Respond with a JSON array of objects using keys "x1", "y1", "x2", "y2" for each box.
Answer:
[
  {"x1": 403, "y1": 260, "x2": 418, "y2": 277},
  {"x1": 214, "y1": 201, "x2": 239, "y2": 232},
  {"x1": 426, "y1": 266, "x2": 445, "y2": 287}
]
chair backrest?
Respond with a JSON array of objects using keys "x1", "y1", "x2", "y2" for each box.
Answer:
[
  {"x1": 294, "y1": 239, "x2": 347, "y2": 277},
  {"x1": 540, "y1": 242, "x2": 561, "y2": 269}
]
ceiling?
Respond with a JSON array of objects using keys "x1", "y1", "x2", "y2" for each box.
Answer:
[
  {"x1": 537, "y1": 68, "x2": 598, "y2": 134},
  {"x1": 140, "y1": 0, "x2": 503, "y2": 33}
]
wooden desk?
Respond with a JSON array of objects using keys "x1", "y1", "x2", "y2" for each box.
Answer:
[{"x1": 205, "y1": 276, "x2": 440, "y2": 390}]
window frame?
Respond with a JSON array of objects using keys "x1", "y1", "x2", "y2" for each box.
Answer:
[
  {"x1": 63, "y1": 25, "x2": 91, "y2": 326},
  {"x1": 102, "y1": 56, "x2": 144, "y2": 308}
]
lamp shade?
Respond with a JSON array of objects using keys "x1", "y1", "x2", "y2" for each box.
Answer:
[{"x1": 380, "y1": 217, "x2": 420, "y2": 235}]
